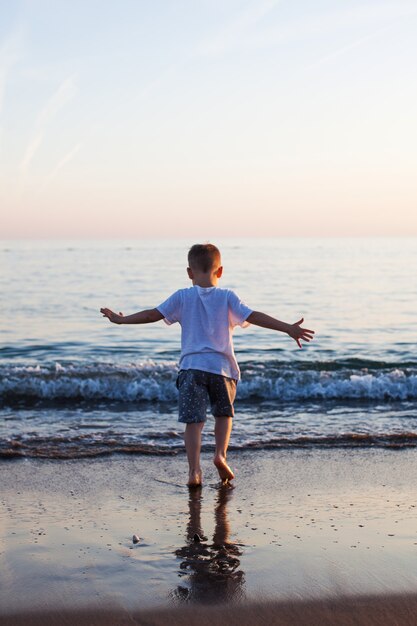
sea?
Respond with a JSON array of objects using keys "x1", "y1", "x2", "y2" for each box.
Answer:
[{"x1": 1, "y1": 238, "x2": 416, "y2": 459}]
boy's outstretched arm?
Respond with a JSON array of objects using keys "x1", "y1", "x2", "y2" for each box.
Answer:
[
  {"x1": 246, "y1": 311, "x2": 315, "y2": 349},
  {"x1": 100, "y1": 307, "x2": 164, "y2": 325}
]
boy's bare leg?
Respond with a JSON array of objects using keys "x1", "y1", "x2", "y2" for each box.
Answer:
[
  {"x1": 184, "y1": 422, "x2": 205, "y2": 487},
  {"x1": 214, "y1": 417, "x2": 235, "y2": 482}
]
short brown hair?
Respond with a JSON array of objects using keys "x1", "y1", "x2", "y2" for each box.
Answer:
[{"x1": 188, "y1": 243, "x2": 221, "y2": 273}]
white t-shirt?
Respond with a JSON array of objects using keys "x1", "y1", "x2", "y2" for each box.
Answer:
[{"x1": 157, "y1": 286, "x2": 252, "y2": 380}]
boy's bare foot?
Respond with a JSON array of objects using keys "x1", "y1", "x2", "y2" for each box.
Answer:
[
  {"x1": 214, "y1": 455, "x2": 234, "y2": 482},
  {"x1": 187, "y1": 469, "x2": 202, "y2": 488}
]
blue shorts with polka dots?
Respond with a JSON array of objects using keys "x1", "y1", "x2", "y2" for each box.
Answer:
[{"x1": 176, "y1": 369, "x2": 237, "y2": 423}]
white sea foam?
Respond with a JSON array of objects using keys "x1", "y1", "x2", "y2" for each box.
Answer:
[
  {"x1": 1, "y1": 361, "x2": 416, "y2": 402},
  {"x1": 238, "y1": 369, "x2": 417, "y2": 401}
]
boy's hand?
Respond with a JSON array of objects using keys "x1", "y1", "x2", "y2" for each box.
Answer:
[
  {"x1": 100, "y1": 308, "x2": 124, "y2": 324},
  {"x1": 288, "y1": 318, "x2": 315, "y2": 349}
]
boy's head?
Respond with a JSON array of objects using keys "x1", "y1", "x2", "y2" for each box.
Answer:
[{"x1": 188, "y1": 243, "x2": 221, "y2": 274}]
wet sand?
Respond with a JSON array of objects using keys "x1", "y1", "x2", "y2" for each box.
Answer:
[
  {"x1": 2, "y1": 594, "x2": 417, "y2": 626},
  {"x1": 2, "y1": 449, "x2": 417, "y2": 622}
]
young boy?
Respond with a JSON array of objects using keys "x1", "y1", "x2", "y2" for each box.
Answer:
[{"x1": 100, "y1": 243, "x2": 314, "y2": 487}]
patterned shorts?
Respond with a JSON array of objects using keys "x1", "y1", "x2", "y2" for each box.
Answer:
[{"x1": 176, "y1": 369, "x2": 237, "y2": 423}]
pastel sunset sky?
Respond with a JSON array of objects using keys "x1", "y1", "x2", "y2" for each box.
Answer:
[{"x1": 1, "y1": 0, "x2": 416, "y2": 238}]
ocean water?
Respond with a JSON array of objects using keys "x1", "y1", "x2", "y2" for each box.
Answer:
[{"x1": 1, "y1": 238, "x2": 416, "y2": 459}]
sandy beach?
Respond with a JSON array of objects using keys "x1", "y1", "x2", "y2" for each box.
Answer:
[
  {"x1": 2, "y1": 448, "x2": 417, "y2": 623},
  {"x1": 3, "y1": 595, "x2": 417, "y2": 626}
]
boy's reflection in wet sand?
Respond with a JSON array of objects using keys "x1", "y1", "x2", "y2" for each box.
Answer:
[{"x1": 172, "y1": 483, "x2": 245, "y2": 604}]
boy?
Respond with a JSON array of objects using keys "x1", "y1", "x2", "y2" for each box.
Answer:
[{"x1": 101, "y1": 243, "x2": 314, "y2": 487}]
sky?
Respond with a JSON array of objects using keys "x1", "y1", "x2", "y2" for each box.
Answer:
[{"x1": 0, "y1": 0, "x2": 416, "y2": 238}]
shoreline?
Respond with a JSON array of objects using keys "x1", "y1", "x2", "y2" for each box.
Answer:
[{"x1": 2, "y1": 448, "x2": 417, "y2": 619}]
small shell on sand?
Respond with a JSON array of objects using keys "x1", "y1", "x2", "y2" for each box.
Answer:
[{"x1": 132, "y1": 534, "x2": 140, "y2": 544}]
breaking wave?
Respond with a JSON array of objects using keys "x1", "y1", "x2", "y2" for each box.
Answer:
[{"x1": 1, "y1": 359, "x2": 417, "y2": 403}]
